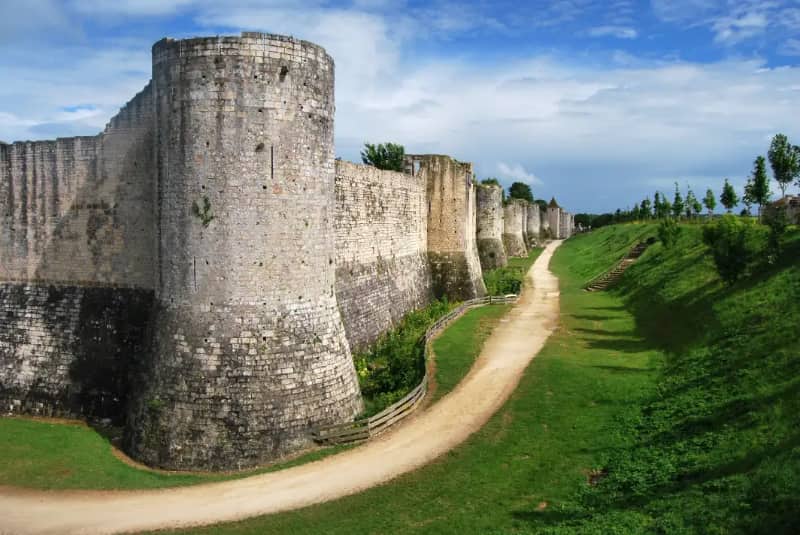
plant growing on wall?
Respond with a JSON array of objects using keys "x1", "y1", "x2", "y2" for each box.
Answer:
[{"x1": 191, "y1": 196, "x2": 215, "y2": 227}]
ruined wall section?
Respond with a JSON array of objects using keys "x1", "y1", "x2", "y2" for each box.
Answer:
[
  {"x1": 475, "y1": 184, "x2": 507, "y2": 270},
  {"x1": 334, "y1": 161, "x2": 432, "y2": 351},
  {"x1": 526, "y1": 203, "x2": 541, "y2": 246},
  {"x1": 0, "y1": 84, "x2": 156, "y2": 421},
  {"x1": 409, "y1": 154, "x2": 486, "y2": 301},
  {"x1": 126, "y1": 34, "x2": 362, "y2": 471},
  {"x1": 503, "y1": 199, "x2": 528, "y2": 257}
]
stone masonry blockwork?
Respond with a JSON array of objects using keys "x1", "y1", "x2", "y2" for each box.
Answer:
[
  {"x1": 408, "y1": 155, "x2": 486, "y2": 301},
  {"x1": 503, "y1": 199, "x2": 528, "y2": 257},
  {"x1": 333, "y1": 161, "x2": 432, "y2": 351},
  {"x1": 475, "y1": 184, "x2": 507, "y2": 270}
]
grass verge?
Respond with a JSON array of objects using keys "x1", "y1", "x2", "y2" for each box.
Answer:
[
  {"x1": 0, "y1": 417, "x2": 351, "y2": 490},
  {"x1": 430, "y1": 304, "x2": 511, "y2": 402}
]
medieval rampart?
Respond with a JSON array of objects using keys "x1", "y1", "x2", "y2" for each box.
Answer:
[
  {"x1": 0, "y1": 32, "x2": 573, "y2": 472},
  {"x1": 334, "y1": 161, "x2": 432, "y2": 351}
]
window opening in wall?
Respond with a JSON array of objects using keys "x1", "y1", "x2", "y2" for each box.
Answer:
[
  {"x1": 271, "y1": 145, "x2": 274, "y2": 179},
  {"x1": 255, "y1": 143, "x2": 265, "y2": 153},
  {"x1": 413, "y1": 160, "x2": 421, "y2": 176},
  {"x1": 193, "y1": 257, "x2": 197, "y2": 292},
  {"x1": 279, "y1": 65, "x2": 289, "y2": 81}
]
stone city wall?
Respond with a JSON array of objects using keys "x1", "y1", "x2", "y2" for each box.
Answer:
[
  {"x1": 333, "y1": 161, "x2": 432, "y2": 351},
  {"x1": 0, "y1": 83, "x2": 156, "y2": 422},
  {"x1": 475, "y1": 184, "x2": 507, "y2": 270}
]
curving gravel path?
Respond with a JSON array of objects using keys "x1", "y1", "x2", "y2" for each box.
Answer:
[{"x1": 0, "y1": 241, "x2": 562, "y2": 535}]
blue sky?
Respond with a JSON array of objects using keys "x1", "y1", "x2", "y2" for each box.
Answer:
[{"x1": 1, "y1": 0, "x2": 799, "y2": 213}]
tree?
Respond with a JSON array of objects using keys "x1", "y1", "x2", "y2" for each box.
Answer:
[
  {"x1": 720, "y1": 179, "x2": 739, "y2": 213},
  {"x1": 703, "y1": 188, "x2": 716, "y2": 217},
  {"x1": 702, "y1": 215, "x2": 766, "y2": 284},
  {"x1": 508, "y1": 182, "x2": 534, "y2": 203},
  {"x1": 654, "y1": 191, "x2": 671, "y2": 219},
  {"x1": 361, "y1": 142, "x2": 405, "y2": 171},
  {"x1": 749, "y1": 155, "x2": 772, "y2": 221},
  {"x1": 672, "y1": 182, "x2": 684, "y2": 219},
  {"x1": 640, "y1": 197, "x2": 652, "y2": 219},
  {"x1": 768, "y1": 133, "x2": 800, "y2": 198},
  {"x1": 742, "y1": 178, "x2": 755, "y2": 216},
  {"x1": 685, "y1": 187, "x2": 701, "y2": 219}
]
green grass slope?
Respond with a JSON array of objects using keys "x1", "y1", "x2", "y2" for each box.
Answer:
[{"x1": 562, "y1": 223, "x2": 800, "y2": 533}]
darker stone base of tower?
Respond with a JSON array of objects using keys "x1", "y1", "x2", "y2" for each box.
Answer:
[
  {"x1": 477, "y1": 239, "x2": 508, "y2": 271},
  {"x1": 503, "y1": 234, "x2": 528, "y2": 258},
  {"x1": 428, "y1": 252, "x2": 487, "y2": 302},
  {"x1": 124, "y1": 301, "x2": 362, "y2": 471}
]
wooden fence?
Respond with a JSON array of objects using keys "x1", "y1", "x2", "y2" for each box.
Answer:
[{"x1": 311, "y1": 294, "x2": 518, "y2": 445}]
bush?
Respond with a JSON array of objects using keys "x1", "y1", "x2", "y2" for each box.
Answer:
[
  {"x1": 702, "y1": 215, "x2": 767, "y2": 283},
  {"x1": 657, "y1": 218, "x2": 681, "y2": 248},
  {"x1": 354, "y1": 299, "x2": 450, "y2": 415},
  {"x1": 764, "y1": 206, "x2": 789, "y2": 263},
  {"x1": 483, "y1": 267, "x2": 524, "y2": 296}
]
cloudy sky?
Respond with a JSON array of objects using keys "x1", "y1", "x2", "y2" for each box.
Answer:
[{"x1": 1, "y1": 0, "x2": 799, "y2": 213}]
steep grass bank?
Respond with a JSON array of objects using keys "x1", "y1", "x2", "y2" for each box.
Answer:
[{"x1": 555, "y1": 223, "x2": 800, "y2": 533}]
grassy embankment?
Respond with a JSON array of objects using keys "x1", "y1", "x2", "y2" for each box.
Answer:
[{"x1": 168, "y1": 222, "x2": 798, "y2": 534}]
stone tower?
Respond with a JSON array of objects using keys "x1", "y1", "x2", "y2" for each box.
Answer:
[
  {"x1": 407, "y1": 154, "x2": 486, "y2": 301},
  {"x1": 526, "y1": 202, "x2": 541, "y2": 246},
  {"x1": 475, "y1": 184, "x2": 508, "y2": 270},
  {"x1": 125, "y1": 33, "x2": 362, "y2": 471},
  {"x1": 502, "y1": 199, "x2": 528, "y2": 257}
]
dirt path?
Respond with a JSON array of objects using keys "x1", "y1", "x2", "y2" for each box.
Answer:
[{"x1": 0, "y1": 241, "x2": 562, "y2": 535}]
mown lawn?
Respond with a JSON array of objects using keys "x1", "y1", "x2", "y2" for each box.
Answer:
[
  {"x1": 164, "y1": 227, "x2": 664, "y2": 534},
  {"x1": 430, "y1": 303, "x2": 512, "y2": 402},
  {"x1": 0, "y1": 417, "x2": 350, "y2": 490}
]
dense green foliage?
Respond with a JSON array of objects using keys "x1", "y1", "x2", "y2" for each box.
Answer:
[
  {"x1": 508, "y1": 181, "x2": 534, "y2": 203},
  {"x1": 355, "y1": 299, "x2": 451, "y2": 415},
  {"x1": 657, "y1": 217, "x2": 681, "y2": 248},
  {"x1": 360, "y1": 142, "x2": 405, "y2": 172},
  {"x1": 702, "y1": 215, "x2": 767, "y2": 283},
  {"x1": 482, "y1": 248, "x2": 543, "y2": 296}
]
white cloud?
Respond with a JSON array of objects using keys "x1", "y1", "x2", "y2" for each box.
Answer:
[
  {"x1": 588, "y1": 25, "x2": 638, "y2": 39},
  {"x1": 779, "y1": 38, "x2": 800, "y2": 56},
  {"x1": 711, "y1": 10, "x2": 769, "y2": 45},
  {"x1": 497, "y1": 163, "x2": 544, "y2": 186}
]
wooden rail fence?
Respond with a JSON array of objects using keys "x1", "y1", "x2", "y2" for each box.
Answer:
[{"x1": 311, "y1": 294, "x2": 519, "y2": 445}]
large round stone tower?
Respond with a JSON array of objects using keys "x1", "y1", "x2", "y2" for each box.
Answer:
[{"x1": 125, "y1": 33, "x2": 362, "y2": 470}]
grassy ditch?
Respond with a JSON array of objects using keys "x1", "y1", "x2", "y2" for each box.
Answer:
[
  {"x1": 171, "y1": 221, "x2": 799, "y2": 534},
  {"x1": 165, "y1": 226, "x2": 663, "y2": 534}
]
